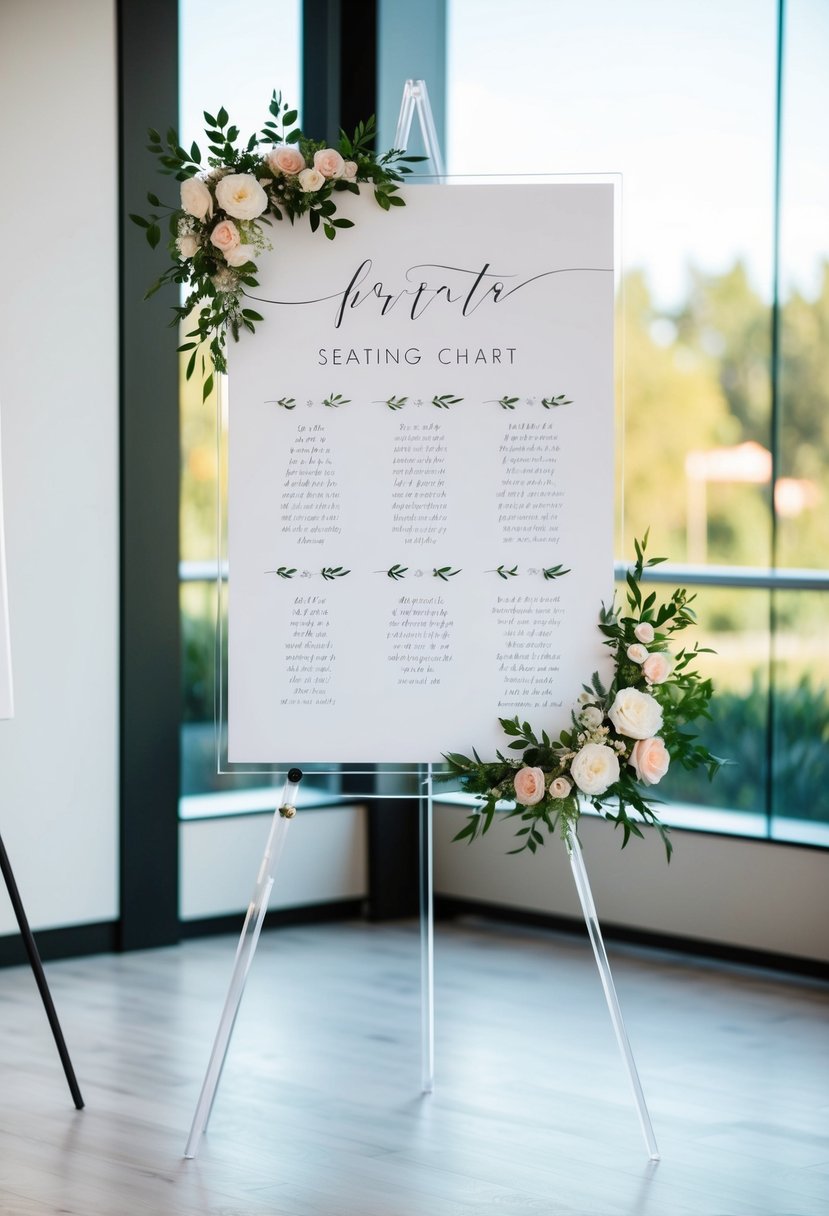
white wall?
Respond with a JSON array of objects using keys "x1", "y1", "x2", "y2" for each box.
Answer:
[
  {"x1": 0, "y1": 0, "x2": 119, "y2": 933},
  {"x1": 180, "y1": 807, "x2": 369, "y2": 921},
  {"x1": 435, "y1": 804, "x2": 829, "y2": 965}
]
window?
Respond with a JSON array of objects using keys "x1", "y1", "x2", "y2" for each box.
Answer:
[{"x1": 439, "y1": 0, "x2": 828, "y2": 842}]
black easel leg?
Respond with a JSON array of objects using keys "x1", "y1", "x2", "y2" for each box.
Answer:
[{"x1": 0, "y1": 831, "x2": 84, "y2": 1110}]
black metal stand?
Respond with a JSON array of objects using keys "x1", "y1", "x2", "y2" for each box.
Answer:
[{"x1": 0, "y1": 830, "x2": 84, "y2": 1109}]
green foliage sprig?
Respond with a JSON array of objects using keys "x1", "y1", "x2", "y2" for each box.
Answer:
[
  {"x1": 131, "y1": 92, "x2": 423, "y2": 393},
  {"x1": 443, "y1": 534, "x2": 724, "y2": 861}
]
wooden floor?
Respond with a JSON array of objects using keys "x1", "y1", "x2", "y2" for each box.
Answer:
[{"x1": 0, "y1": 918, "x2": 827, "y2": 1216}]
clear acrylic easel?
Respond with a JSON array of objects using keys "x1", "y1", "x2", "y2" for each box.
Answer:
[{"x1": 184, "y1": 78, "x2": 658, "y2": 1163}]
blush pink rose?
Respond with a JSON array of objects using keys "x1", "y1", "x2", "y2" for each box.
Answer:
[
  {"x1": 514, "y1": 766, "x2": 545, "y2": 807},
  {"x1": 629, "y1": 737, "x2": 670, "y2": 786},
  {"x1": 268, "y1": 145, "x2": 306, "y2": 175},
  {"x1": 627, "y1": 643, "x2": 649, "y2": 664},
  {"x1": 549, "y1": 776, "x2": 572, "y2": 800},
  {"x1": 634, "y1": 621, "x2": 655, "y2": 644},
  {"x1": 342, "y1": 160, "x2": 358, "y2": 180},
  {"x1": 313, "y1": 147, "x2": 346, "y2": 178},
  {"x1": 643, "y1": 652, "x2": 672, "y2": 685},
  {"x1": 210, "y1": 219, "x2": 241, "y2": 255}
]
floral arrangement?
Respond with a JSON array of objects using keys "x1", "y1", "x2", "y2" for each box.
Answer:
[
  {"x1": 130, "y1": 92, "x2": 421, "y2": 396},
  {"x1": 444, "y1": 535, "x2": 723, "y2": 860}
]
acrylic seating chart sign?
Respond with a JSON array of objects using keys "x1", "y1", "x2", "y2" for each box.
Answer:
[
  {"x1": 227, "y1": 182, "x2": 614, "y2": 764},
  {"x1": 0, "y1": 402, "x2": 13, "y2": 720}
]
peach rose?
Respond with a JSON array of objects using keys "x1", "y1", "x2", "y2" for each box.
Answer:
[
  {"x1": 342, "y1": 160, "x2": 358, "y2": 180},
  {"x1": 608, "y1": 687, "x2": 663, "y2": 739},
  {"x1": 210, "y1": 219, "x2": 240, "y2": 255},
  {"x1": 313, "y1": 147, "x2": 346, "y2": 179},
  {"x1": 570, "y1": 744, "x2": 620, "y2": 796},
  {"x1": 215, "y1": 173, "x2": 268, "y2": 219},
  {"x1": 180, "y1": 177, "x2": 213, "y2": 220},
  {"x1": 634, "y1": 621, "x2": 655, "y2": 644},
  {"x1": 298, "y1": 167, "x2": 325, "y2": 192},
  {"x1": 629, "y1": 736, "x2": 670, "y2": 786},
  {"x1": 643, "y1": 652, "x2": 672, "y2": 685},
  {"x1": 223, "y1": 243, "x2": 256, "y2": 268},
  {"x1": 267, "y1": 145, "x2": 306, "y2": 175},
  {"x1": 549, "y1": 776, "x2": 572, "y2": 799},
  {"x1": 514, "y1": 766, "x2": 545, "y2": 807},
  {"x1": 627, "y1": 643, "x2": 648, "y2": 664}
]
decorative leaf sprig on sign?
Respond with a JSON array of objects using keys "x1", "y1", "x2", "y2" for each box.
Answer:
[
  {"x1": 131, "y1": 92, "x2": 423, "y2": 393},
  {"x1": 442, "y1": 534, "x2": 724, "y2": 862}
]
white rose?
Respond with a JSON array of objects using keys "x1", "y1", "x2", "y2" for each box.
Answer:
[
  {"x1": 570, "y1": 744, "x2": 620, "y2": 796},
  {"x1": 342, "y1": 160, "x2": 358, "y2": 180},
  {"x1": 607, "y1": 687, "x2": 664, "y2": 740},
  {"x1": 215, "y1": 173, "x2": 268, "y2": 220},
  {"x1": 580, "y1": 705, "x2": 603, "y2": 729},
  {"x1": 180, "y1": 177, "x2": 213, "y2": 220},
  {"x1": 549, "y1": 776, "x2": 572, "y2": 799},
  {"x1": 313, "y1": 147, "x2": 346, "y2": 179},
  {"x1": 223, "y1": 244, "x2": 256, "y2": 268},
  {"x1": 298, "y1": 167, "x2": 325, "y2": 192},
  {"x1": 176, "y1": 233, "x2": 199, "y2": 259},
  {"x1": 634, "y1": 622, "x2": 655, "y2": 644},
  {"x1": 627, "y1": 643, "x2": 649, "y2": 664}
]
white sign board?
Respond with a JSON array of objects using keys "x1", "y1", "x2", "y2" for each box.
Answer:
[
  {"x1": 0, "y1": 404, "x2": 13, "y2": 719},
  {"x1": 228, "y1": 182, "x2": 614, "y2": 764}
]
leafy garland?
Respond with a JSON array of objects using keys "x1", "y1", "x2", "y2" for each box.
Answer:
[
  {"x1": 443, "y1": 535, "x2": 724, "y2": 861},
  {"x1": 131, "y1": 92, "x2": 421, "y2": 396}
]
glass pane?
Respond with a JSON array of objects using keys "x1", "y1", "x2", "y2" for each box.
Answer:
[
  {"x1": 637, "y1": 584, "x2": 770, "y2": 833},
  {"x1": 447, "y1": 0, "x2": 777, "y2": 567},
  {"x1": 777, "y1": 0, "x2": 829, "y2": 570},
  {"x1": 179, "y1": 0, "x2": 302, "y2": 804},
  {"x1": 771, "y1": 589, "x2": 829, "y2": 844}
]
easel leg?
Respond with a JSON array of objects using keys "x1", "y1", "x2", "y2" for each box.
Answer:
[
  {"x1": 566, "y1": 829, "x2": 660, "y2": 1160},
  {"x1": 419, "y1": 763, "x2": 435, "y2": 1093},
  {"x1": 184, "y1": 770, "x2": 301, "y2": 1159},
  {"x1": 0, "y1": 831, "x2": 84, "y2": 1110}
]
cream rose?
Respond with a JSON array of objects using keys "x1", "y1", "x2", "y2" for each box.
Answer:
[
  {"x1": 298, "y1": 166, "x2": 325, "y2": 192},
  {"x1": 607, "y1": 687, "x2": 664, "y2": 739},
  {"x1": 513, "y1": 766, "x2": 545, "y2": 807},
  {"x1": 267, "y1": 145, "x2": 306, "y2": 175},
  {"x1": 342, "y1": 160, "x2": 358, "y2": 181},
  {"x1": 210, "y1": 219, "x2": 241, "y2": 255},
  {"x1": 549, "y1": 776, "x2": 572, "y2": 800},
  {"x1": 215, "y1": 173, "x2": 268, "y2": 219},
  {"x1": 570, "y1": 744, "x2": 620, "y2": 796},
  {"x1": 580, "y1": 705, "x2": 603, "y2": 729},
  {"x1": 180, "y1": 177, "x2": 213, "y2": 220},
  {"x1": 313, "y1": 147, "x2": 346, "y2": 179},
  {"x1": 634, "y1": 621, "x2": 655, "y2": 644},
  {"x1": 627, "y1": 643, "x2": 649, "y2": 664},
  {"x1": 629, "y1": 736, "x2": 670, "y2": 786},
  {"x1": 642, "y1": 652, "x2": 672, "y2": 685},
  {"x1": 224, "y1": 244, "x2": 256, "y2": 268},
  {"x1": 176, "y1": 233, "x2": 199, "y2": 259}
]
